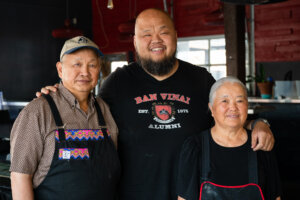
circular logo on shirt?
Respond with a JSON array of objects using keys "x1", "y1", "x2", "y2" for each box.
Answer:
[{"x1": 152, "y1": 102, "x2": 176, "y2": 124}]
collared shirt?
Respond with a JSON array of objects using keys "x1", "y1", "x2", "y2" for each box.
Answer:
[{"x1": 10, "y1": 83, "x2": 118, "y2": 188}]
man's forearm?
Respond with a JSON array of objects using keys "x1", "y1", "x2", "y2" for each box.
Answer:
[{"x1": 11, "y1": 172, "x2": 34, "y2": 200}]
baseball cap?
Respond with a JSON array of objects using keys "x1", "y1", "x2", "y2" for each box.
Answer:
[{"x1": 60, "y1": 36, "x2": 103, "y2": 60}]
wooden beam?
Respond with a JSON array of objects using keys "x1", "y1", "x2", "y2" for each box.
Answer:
[{"x1": 224, "y1": 3, "x2": 246, "y2": 83}]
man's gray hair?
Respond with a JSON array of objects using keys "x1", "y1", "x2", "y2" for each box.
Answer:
[{"x1": 209, "y1": 76, "x2": 248, "y2": 105}]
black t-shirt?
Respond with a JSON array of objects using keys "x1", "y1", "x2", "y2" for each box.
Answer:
[
  {"x1": 100, "y1": 60, "x2": 215, "y2": 200},
  {"x1": 177, "y1": 129, "x2": 282, "y2": 200}
]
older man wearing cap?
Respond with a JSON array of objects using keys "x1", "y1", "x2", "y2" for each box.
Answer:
[{"x1": 10, "y1": 36, "x2": 121, "y2": 200}]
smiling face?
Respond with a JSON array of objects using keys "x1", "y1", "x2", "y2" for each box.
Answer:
[
  {"x1": 209, "y1": 82, "x2": 248, "y2": 130},
  {"x1": 57, "y1": 48, "x2": 100, "y2": 98},
  {"x1": 134, "y1": 9, "x2": 177, "y2": 76}
]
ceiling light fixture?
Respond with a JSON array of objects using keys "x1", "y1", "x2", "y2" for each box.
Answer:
[
  {"x1": 107, "y1": 0, "x2": 114, "y2": 9},
  {"x1": 52, "y1": 0, "x2": 83, "y2": 38}
]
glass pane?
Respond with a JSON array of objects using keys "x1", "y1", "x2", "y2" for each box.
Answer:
[
  {"x1": 177, "y1": 40, "x2": 209, "y2": 65},
  {"x1": 210, "y1": 38, "x2": 225, "y2": 47},
  {"x1": 177, "y1": 41, "x2": 190, "y2": 51},
  {"x1": 189, "y1": 40, "x2": 208, "y2": 50},
  {"x1": 111, "y1": 61, "x2": 128, "y2": 72},
  {"x1": 177, "y1": 36, "x2": 226, "y2": 77},
  {"x1": 210, "y1": 49, "x2": 226, "y2": 64},
  {"x1": 199, "y1": 65, "x2": 210, "y2": 71},
  {"x1": 210, "y1": 65, "x2": 227, "y2": 80},
  {"x1": 210, "y1": 38, "x2": 226, "y2": 65},
  {"x1": 177, "y1": 51, "x2": 206, "y2": 65}
]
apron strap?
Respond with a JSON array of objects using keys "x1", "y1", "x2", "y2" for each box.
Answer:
[
  {"x1": 93, "y1": 98, "x2": 109, "y2": 139},
  {"x1": 201, "y1": 130, "x2": 259, "y2": 184},
  {"x1": 248, "y1": 132, "x2": 258, "y2": 184},
  {"x1": 43, "y1": 94, "x2": 65, "y2": 141},
  {"x1": 201, "y1": 130, "x2": 210, "y2": 180}
]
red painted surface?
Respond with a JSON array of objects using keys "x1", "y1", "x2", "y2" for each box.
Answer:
[
  {"x1": 91, "y1": 0, "x2": 224, "y2": 54},
  {"x1": 92, "y1": 0, "x2": 300, "y2": 62},
  {"x1": 248, "y1": 0, "x2": 300, "y2": 62}
]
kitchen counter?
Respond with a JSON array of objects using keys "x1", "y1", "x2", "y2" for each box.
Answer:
[{"x1": 248, "y1": 97, "x2": 300, "y2": 104}]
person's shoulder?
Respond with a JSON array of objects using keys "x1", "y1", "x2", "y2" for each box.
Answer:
[
  {"x1": 110, "y1": 62, "x2": 139, "y2": 77},
  {"x1": 178, "y1": 59, "x2": 215, "y2": 84},
  {"x1": 102, "y1": 62, "x2": 141, "y2": 90},
  {"x1": 182, "y1": 130, "x2": 208, "y2": 150},
  {"x1": 23, "y1": 90, "x2": 65, "y2": 114},
  {"x1": 178, "y1": 59, "x2": 210, "y2": 74},
  {"x1": 95, "y1": 96, "x2": 109, "y2": 109},
  {"x1": 179, "y1": 60, "x2": 215, "y2": 88},
  {"x1": 256, "y1": 148, "x2": 276, "y2": 161},
  {"x1": 21, "y1": 95, "x2": 49, "y2": 114},
  {"x1": 179, "y1": 131, "x2": 208, "y2": 162}
]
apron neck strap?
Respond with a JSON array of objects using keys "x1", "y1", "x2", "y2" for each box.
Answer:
[
  {"x1": 43, "y1": 94, "x2": 65, "y2": 141},
  {"x1": 201, "y1": 130, "x2": 210, "y2": 180},
  {"x1": 247, "y1": 132, "x2": 258, "y2": 184},
  {"x1": 93, "y1": 98, "x2": 108, "y2": 138},
  {"x1": 44, "y1": 94, "x2": 109, "y2": 140},
  {"x1": 201, "y1": 130, "x2": 259, "y2": 184}
]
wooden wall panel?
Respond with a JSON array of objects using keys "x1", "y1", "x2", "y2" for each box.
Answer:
[
  {"x1": 91, "y1": 0, "x2": 224, "y2": 54},
  {"x1": 252, "y1": 0, "x2": 300, "y2": 62},
  {"x1": 92, "y1": 0, "x2": 300, "y2": 63}
]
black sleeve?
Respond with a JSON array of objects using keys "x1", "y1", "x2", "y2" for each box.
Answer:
[
  {"x1": 177, "y1": 136, "x2": 201, "y2": 200},
  {"x1": 99, "y1": 70, "x2": 119, "y2": 106},
  {"x1": 202, "y1": 68, "x2": 215, "y2": 128},
  {"x1": 257, "y1": 149, "x2": 282, "y2": 200},
  {"x1": 207, "y1": 70, "x2": 216, "y2": 88}
]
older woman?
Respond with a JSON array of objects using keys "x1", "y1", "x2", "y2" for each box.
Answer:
[{"x1": 177, "y1": 77, "x2": 281, "y2": 200}]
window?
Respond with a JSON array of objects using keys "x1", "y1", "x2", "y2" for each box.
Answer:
[
  {"x1": 177, "y1": 35, "x2": 226, "y2": 80},
  {"x1": 111, "y1": 61, "x2": 128, "y2": 72},
  {"x1": 106, "y1": 53, "x2": 128, "y2": 73}
]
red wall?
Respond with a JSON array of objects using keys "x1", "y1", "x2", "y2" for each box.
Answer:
[
  {"x1": 249, "y1": 0, "x2": 300, "y2": 62},
  {"x1": 92, "y1": 0, "x2": 300, "y2": 62},
  {"x1": 91, "y1": 0, "x2": 224, "y2": 54}
]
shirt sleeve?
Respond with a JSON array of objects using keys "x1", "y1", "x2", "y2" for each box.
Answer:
[
  {"x1": 96, "y1": 97, "x2": 119, "y2": 148},
  {"x1": 10, "y1": 105, "x2": 44, "y2": 175},
  {"x1": 99, "y1": 70, "x2": 118, "y2": 106},
  {"x1": 177, "y1": 135, "x2": 201, "y2": 200},
  {"x1": 258, "y1": 149, "x2": 282, "y2": 200}
]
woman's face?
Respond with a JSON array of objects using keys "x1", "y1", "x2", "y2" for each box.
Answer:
[{"x1": 209, "y1": 82, "x2": 248, "y2": 130}]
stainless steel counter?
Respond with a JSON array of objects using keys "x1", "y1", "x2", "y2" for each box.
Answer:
[
  {"x1": 248, "y1": 97, "x2": 300, "y2": 115},
  {"x1": 2, "y1": 101, "x2": 28, "y2": 107},
  {"x1": 248, "y1": 97, "x2": 300, "y2": 104}
]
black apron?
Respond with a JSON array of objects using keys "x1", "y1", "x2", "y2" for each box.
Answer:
[
  {"x1": 199, "y1": 130, "x2": 265, "y2": 200},
  {"x1": 34, "y1": 95, "x2": 121, "y2": 200}
]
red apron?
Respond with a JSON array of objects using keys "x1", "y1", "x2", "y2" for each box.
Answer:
[{"x1": 199, "y1": 130, "x2": 265, "y2": 200}]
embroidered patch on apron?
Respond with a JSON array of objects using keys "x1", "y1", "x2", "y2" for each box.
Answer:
[
  {"x1": 58, "y1": 148, "x2": 90, "y2": 160},
  {"x1": 55, "y1": 129, "x2": 110, "y2": 141}
]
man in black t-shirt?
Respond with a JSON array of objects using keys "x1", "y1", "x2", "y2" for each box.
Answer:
[
  {"x1": 99, "y1": 8, "x2": 275, "y2": 200},
  {"x1": 37, "y1": 8, "x2": 275, "y2": 200}
]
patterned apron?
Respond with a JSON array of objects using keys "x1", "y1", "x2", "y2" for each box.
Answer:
[{"x1": 34, "y1": 95, "x2": 121, "y2": 200}]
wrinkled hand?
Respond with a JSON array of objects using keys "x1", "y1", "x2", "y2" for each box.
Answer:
[
  {"x1": 35, "y1": 83, "x2": 59, "y2": 98},
  {"x1": 251, "y1": 121, "x2": 274, "y2": 151}
]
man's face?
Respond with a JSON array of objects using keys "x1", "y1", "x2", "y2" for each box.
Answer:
[
  {"x1": 57, "y1": 49, "x2": 100, "y2": 97},
  {"x1": 134, "y1": 9, "x2": 177, "y2": 76}
]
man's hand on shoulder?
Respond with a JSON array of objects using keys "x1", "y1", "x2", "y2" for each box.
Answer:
[
  {"x1": 251, "y1": 120, "x2": 274, "y2": 151},
  {"x1": 35, "y1": 83, "x2": 59, "y2": 98}
]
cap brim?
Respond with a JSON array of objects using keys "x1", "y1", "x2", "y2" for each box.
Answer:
[{"x1": 63, "y1": 46, "x2": 104, "y2": 58}]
